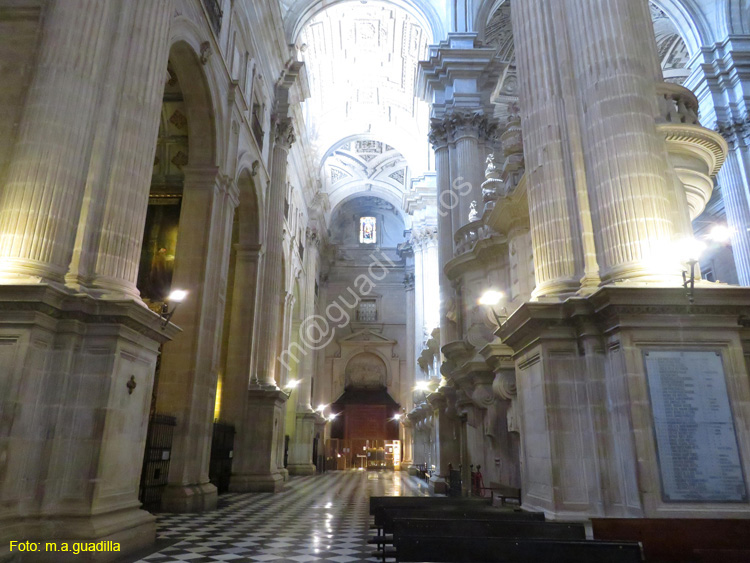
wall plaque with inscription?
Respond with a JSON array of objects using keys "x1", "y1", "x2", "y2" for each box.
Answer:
[{"x1": 644, "y1": 350, "x2": 747, "y2": 502}]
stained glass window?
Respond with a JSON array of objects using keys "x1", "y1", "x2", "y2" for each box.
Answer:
[{"x1": 360, "y1": 216, "x2": 376, "y2": 244}]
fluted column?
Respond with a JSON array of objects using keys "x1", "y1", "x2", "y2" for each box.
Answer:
[
  {"x1": 297, "y1": 228, "x2": 320, "y2": 411},
  {"x1": 0, "y1": 0, "x2": 115, "y2": 283},
  {"x1": 287, "y1": 229, "x2": 319, "y2": 475},
  {"x1": 253, "y1": 121, "x2": 294, "y2": 387},
  {"x1": 719, "y1": 122, "x2": 750, "y2": 285},
  {"x1": 511, "y1": 0, "x2": 586, "y2": 297},
  {"x1": 412, "y1": 232, "x2": 426, "y2": 372},
  {"x1": 448, "y1": 112, "x2": 494, "y2": 229},
  {"x1": 67, "y1": 0, "x2": 173, "y2": 298},
  {"x1": 430, "y1": 122, "x2": 458, "y2": 348},
  {"x1": 565, "y1": 0, "x2": 678, "y2": 283},
  {"x1": 230, "y1": 64, "x2": 301, "y2": 492},
  {"x1": 158, "y1": 168, "x2": 238, "y2": 512}
]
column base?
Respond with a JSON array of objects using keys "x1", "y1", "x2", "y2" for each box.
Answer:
[
  {"x1": 160, "y1": 482, "x2": 218, "y2": 513},
  {"x1": 229, "y1": 472, "x2": 285, "y2": 493},
  {"x1": 0, "y1": 507, "x2": 155, "y2": 563},
  {"x1": 229, "y1": 387, "x2": 288, "y2": 494},
  {"x1": 287, "y1": 463, "x2": 316, "y2": 475}
]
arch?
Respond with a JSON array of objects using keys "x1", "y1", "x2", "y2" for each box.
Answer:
[
  {"x1": 345, "y1": 351, "x2": 389, "y2": 390},
  {"x1": 235, "y1": 166, "x2": 263, "y2": 248},
  {"x1": 649, "y1": 0, "x2": 713, "y2": 56},
  {"x1": 284, "y1": 0, "x2": 445, "y2": 45},
  {"x1": 168, "y1": 17, "x2": 228, "y2": 167},
  {"x1": 329, "y1": 184, "x2": 410, "y2": 223}
]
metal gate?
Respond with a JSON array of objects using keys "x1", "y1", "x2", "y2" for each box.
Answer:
[
  {"x1": 139, "y1": 414, "x2": 177, "y2": 512},
  {"x1": 209, "y1": 422, "x2": 235, "y2": 494}
]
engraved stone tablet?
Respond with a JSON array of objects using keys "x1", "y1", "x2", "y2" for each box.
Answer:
[{"x1": 645, "y1": 350, "x2": 747, "y2": 502}]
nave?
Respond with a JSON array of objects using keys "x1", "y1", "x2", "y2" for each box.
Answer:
[{"x1": 124, "y1": 472, "x2": 430, "y2": 563}]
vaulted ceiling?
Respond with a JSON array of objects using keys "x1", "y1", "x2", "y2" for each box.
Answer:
[{"x1": 296, "y1": 1, "x2": 430, "y2": 174}]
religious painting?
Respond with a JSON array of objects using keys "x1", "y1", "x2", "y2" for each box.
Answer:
[
  {"x1": 360, "y1": 216, "x2": 376, "y2": 244},
  {"x1": 137, "y1": 201, "x2": 181, "y2": 304}
]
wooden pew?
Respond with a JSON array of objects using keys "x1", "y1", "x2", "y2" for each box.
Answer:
[
  {"x1": 369, "y1": 506, "x2": 545, "y2": 560},
  {"x1": 394, "y1": 536, "x2": 644, "y2": 563},
  {"x1": 392, "y1": 517, "x2": 585, "y2": 541}
]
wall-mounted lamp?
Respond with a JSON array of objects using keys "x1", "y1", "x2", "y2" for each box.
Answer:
[
  {"x1": 676, "y1": 238, "x2": 706, "y2": 304},
  {"x1": 281, "y1": 379, "x2": 300, "y2": 398},
  {"x1": 327, "y1": 413, "x2": 337, "y2": 422},
  {"x1": 161, "y1": 289, "x2": 188, "y2": 329},
  {"x1": 479, "y1": 289, "x2": 507, "y2": 325}
]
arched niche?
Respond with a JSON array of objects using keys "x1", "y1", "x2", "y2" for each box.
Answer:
[{"x1": 345, "y1": 352, "x2": 388, "y2": 390}]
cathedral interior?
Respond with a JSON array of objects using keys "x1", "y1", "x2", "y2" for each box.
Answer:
[{"x1": 1, "y1": 0, "x2": 750, "y2": 562}]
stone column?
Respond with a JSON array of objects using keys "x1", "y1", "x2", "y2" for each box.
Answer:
[
  {"x1": 511, "y1": 0, "x2": 586, "y2": 297},
  {"x1": 221, "y1": 244, "x2": 262, "y2": 430},
  {"x1": 400, "y1": 418, "x2": 414, "y2": 471},
  {"x1": 65, "y1": 0, "x2": 173, "y2": 299},
  {"x1": 285, "y1": 229, "x2": 321, "y2": 480},
  {"x1": 0, "y1": 0, "x2": 115, "y2": 284},
  {"x1": 564, "y1": 0, "x2": 679, "y2": 283},
  {"x1": 718, "y1": 122, "x2": 750, "y2": 285},
  {"x1": 428, "y1": 387, "x2": 460, "y2": 494},
  {"x1": 430, "y1": 122, "x2": 458, "y2": 348},
  {"x1": 231, "y1": 64, "x2": 301, "y2": 491},
  {"x1": 157, "y1": 168, "x2": 238, "y2": 512},
  {"x1": 448, "y1": 111, "x2": 494, "y2": 228},
  {"x1": 412, "y1": 231, "x2": 426, "y2": 371}
]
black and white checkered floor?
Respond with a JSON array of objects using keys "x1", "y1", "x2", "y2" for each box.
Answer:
[{"x1": 130, "y1": 471, "x2": 431, "y2": 563}]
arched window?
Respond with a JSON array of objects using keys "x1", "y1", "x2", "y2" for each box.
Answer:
[{"x1": 360, "y1": 216, "x2": 376, "y2": 244}]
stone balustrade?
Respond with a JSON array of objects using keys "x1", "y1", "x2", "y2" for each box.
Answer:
[
  {"x1": 453, "y1": 219, "x2": 492, "y2": 256},
  {"x1": 656, "y1": 82, "x2": 699, "y2": 125}
]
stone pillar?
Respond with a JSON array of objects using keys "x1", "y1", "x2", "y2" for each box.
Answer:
[
  {"x1": 221, "y1": 244, "x2": 262, "y2": 430},
  {"x1": 66, "y1": 0, "x2": 173, "y2": 299},
  {"x1": 412, "y1": 230, "x2": 426, "y2": 369},
  {"x1": 564, "y1": 0, "x2": 679, "y2": 284},
  {"x1": 287, "y1": 228, "x2": 319, "y2": 476},
  {"x1": 428, "y1": 388, "x2": 460, "y2": 494},
  {"x1": 231, "y1": 63, "x2": 301, "y2": 491},
  {"x1": 448, "y1": 111, "x2": 494, "y2": 228},
  {"x1": 0, "y1": 0, "x2": 115, "y2": 284},
  {"x1": 157, "y1": 168, "x2": 238, "y2": 512},
  {"x1": 0, "y1": 286, "x2": 179, "y2": 562},
  {"x1": 401, "y1": 418, "x2": 414, "y2": 471},
  {"x1": 510, "y1": 0, "x2": 586, "y2": 297},
  {"x1": 718, "y1": 123, "x2": 750, "y2": 285},
  {"x1": 429, "y1": 123, "x2": 458, "y2": 348}
]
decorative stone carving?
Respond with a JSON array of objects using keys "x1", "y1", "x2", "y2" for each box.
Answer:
[
  {"x1": 273, "y1": 118, "x2": 295, "y2": 149},
  {"x1": 428, "y1": 118, "x2": 449, "y2": 149},
  {"x1": 492, "y1": 371, "x2": 517, "y2": 401},
  {"x1": 199, "y1": 41, "x2": 212, "y2": 65},
  {"x1": 485, "y1": 153, "x2": 501, "y2": 180},
  {"x1": 468, "y1": 200, "x2": 479, "y2": 222},
  {"x1": 717, "y1": 116, "x2": 750, "y2": 150},
  {"x1": 345, "y1": 352, "x2": 387, "y2": 389}
]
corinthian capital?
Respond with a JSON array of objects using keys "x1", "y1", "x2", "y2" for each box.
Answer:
[
  {"x1": 445, "y1": 110, "x2": 497, "y2": 142},
  {"x1": 717, "y1": 116, "x2": 750, "y2": 150},
  {"x1": 428, "y1": 118, "x2": 450, "y2": 149},
  {"x1": 273, "y1": 118, "x2": 296, "y2": 149}
]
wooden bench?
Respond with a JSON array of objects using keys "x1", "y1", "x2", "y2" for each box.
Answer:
[
  {"x1": 394, "y1": 536, "x2": 644, "y2": 563},
  {"x1": 369, "y1": 507, "x2": 545, "y2": 559},
  {"x1": 391, "y1": 517, "x2": 585, "y2": 541}
]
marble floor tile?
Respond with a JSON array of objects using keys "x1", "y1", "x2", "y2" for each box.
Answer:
[{"x1": 125, "y1": 470, "x2": 431, "y2": 563}]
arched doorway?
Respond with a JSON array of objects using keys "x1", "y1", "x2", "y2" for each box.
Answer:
[{"x1": 328, "y1": 352, "x2": 402, "y2": 470}]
